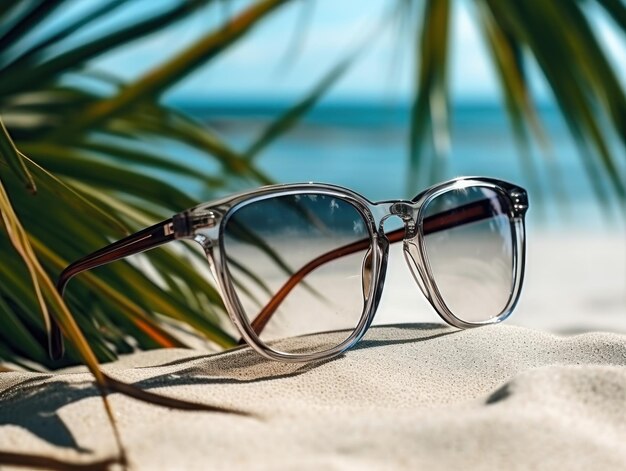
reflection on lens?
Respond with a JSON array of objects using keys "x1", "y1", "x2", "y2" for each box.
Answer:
[
  {"x1": 222, "y1": 193, "x2": 372, "y2": 355},
  {"x1": 421, "y1": 187, "x2": 514, "y2": 323}
]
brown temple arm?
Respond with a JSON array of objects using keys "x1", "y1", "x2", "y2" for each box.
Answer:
[
  {"x1": 49, "y1": 219, "x2": 176, "y2": 360},
  {"x1": 246, "y1": 198, "x2": 494, "y2": 340}
]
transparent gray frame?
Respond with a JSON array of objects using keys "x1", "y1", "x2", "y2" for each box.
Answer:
[{"x1": 52, "y1": 177, "x2": 528, "y2": 363}]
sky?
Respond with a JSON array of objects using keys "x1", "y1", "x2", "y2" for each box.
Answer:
[{"x1": 79, "y1": 0, "x2": 626, "y2": 103}]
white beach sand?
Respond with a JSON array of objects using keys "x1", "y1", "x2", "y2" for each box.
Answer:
[
  {"x1": 0, "y1": 231, "x2": 625, "y2": 470},
  {"x1": 376, "y1": 230, "x2": 626, "y2": 334},
  {"x1": 1, "y1": 325, "x2": 626, "y2": 470}
]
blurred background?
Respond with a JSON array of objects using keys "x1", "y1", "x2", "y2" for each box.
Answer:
[{"x1": 0, "y1": 0, "x2": 624, "y2": 368}]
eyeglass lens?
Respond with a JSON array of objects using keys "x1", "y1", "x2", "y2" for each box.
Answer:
[
  {"x1": 420, "y1": 186, "x2": 515, "y2": 323},
  {"x1": 222, "y1": 193, "x2": 372, "y2": 354}
]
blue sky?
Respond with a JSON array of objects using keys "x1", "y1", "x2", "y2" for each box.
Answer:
[{"x1": 85, "y1": 0, "x2": 625, "y2": 103}]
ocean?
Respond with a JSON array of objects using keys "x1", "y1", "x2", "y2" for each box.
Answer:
[{"x1": 177, "y1": 101, "x2": 625, "y2": 230}]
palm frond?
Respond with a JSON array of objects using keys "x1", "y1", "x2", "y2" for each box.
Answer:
[
  {"x1": 486, "y1": 0, "x2": 625, "y2": 200},
  {"x1": 52, "y1": 0, "x2": 291, "y2": 138},
  {"x1": 410, "y1": 0, "x2": 626, "y2": 209},
  {"x1": 409, "y1": 0, "x2": 451, "y2": 191},
  {"x1": 0, "y1": 0, "x2": 294, "y2": 370},
  {"x1": 244, "y1": 53, "x2": 356, "y2": 161}
]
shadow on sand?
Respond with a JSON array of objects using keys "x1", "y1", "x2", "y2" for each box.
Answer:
[{"x1": 0, "y1": 323, "x2": 456, "y2": 467}]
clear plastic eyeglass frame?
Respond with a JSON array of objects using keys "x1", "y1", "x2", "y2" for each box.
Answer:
[{"x1": 51, "y1": 177, "x2": 528, "y2": 363}]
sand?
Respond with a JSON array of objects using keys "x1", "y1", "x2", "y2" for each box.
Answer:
[
  {"x1": 1, "y1": 324, "x2": 626, "y2": 470},
  {"x1": 1, "y1": 231, "x2": 625, "y2": 470},
  {"x1": 374, "y1": 230, "x2": 626, "y2": 334}
]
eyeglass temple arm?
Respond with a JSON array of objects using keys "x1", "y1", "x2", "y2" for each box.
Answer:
[
  {"x1": 245, "y1": 198, "x2": 493, "y2": 340},
  {"x1": 48, "y1": 219, "x2": 176, "y2": 360}
]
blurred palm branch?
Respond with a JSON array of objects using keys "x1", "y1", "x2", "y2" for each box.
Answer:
[
  {"x1": 408, "y1": 0, "x2": 626, "y2": 209},
  {"x1": 0, "y1": 0, "x2": 293, "y2": 370},
  {"x1": 0, "y1": 0, "x2": 624, "y2": 371}
]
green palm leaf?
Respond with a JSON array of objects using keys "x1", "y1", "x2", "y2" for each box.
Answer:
[
  {"x1": 409, "y1": 0, "x2": 451, "y2": 191},
  {"x1": 410, "y1": 0, "x2": 626, "y2": 209},
  {"x1": 0, "y1": 0, "x2": 295, "y2": 372}
]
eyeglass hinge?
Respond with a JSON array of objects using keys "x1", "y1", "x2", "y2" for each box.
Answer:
[
  {"x1": 171, "y1": 211, "x2": 218, "y2": 237},
  {"x1": 509, "y1": 190, "x2": 529, "y2": 217}
]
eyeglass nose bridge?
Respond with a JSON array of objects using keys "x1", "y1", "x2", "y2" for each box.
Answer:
[
  {"x1": 373, "y1": 199, "x2": 430, "y2": 304},
  {"x1": 376, "y1": 200, "x2": 419, "y2": 239}
]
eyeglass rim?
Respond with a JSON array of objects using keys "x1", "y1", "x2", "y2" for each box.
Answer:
[
  {"x1": 411, "y1": 181, "x2": 526, "y2": 330},
  {"x1": 205, "y1": 186, "x2": 385, "y2": 363},
  {"x1": 193, "y1": 176, "x2": 527, "y2": 363},
  {"x1": 51, "y1": 176, "x2": 527, "y2": 362}
]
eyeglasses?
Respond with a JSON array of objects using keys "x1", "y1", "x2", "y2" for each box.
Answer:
[{"x1": 49, "y1": 177, "x2": 528, "y2": 363}]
